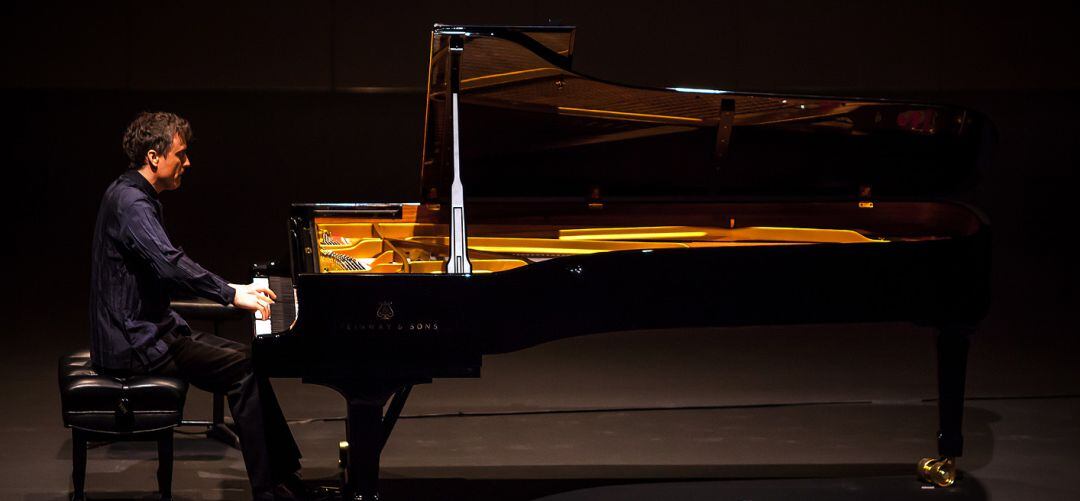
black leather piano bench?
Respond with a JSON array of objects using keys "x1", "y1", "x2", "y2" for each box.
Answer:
[{"x1": 58, "y1": 350, "x2": 188, "y2": 501}]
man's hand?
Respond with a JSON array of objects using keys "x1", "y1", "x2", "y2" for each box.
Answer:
[{"x1": 230, "y1": 283, "x2": 277, "y2": 320}]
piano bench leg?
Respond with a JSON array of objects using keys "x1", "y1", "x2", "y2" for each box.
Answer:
[
  {"x1": 71, "y1": 429, "x2": 87, "y2": 501},
  {"x1": 157, "y1": 430, "x2": 174, "y2": 501}
]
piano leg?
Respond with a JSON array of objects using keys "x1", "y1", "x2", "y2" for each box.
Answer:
[
  {"x1": 919, "y1": 324, "x2": 973, "y2": 487},
  {"x1": 318, "y1": 381, "x2": 413, "y2": 500},
  {"x1": 345, "y1": 397, "x2": 385, "y2": 500}
]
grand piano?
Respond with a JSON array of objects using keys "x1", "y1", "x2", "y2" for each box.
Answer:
[{"x1": 252, "y1": 25, "x2": 992, "y2": 499}]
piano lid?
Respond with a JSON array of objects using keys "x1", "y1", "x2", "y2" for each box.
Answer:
[{"x1": 420, "y1": 25, "x2": 991, "y2": 202}]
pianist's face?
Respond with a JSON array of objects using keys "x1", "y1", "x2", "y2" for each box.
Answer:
[{"x1": 154, "y1": 133, "x2": 190, "y2": 191}]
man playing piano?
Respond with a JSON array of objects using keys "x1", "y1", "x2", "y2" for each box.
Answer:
[{"x1": 89, "y1": 111, "x2": 309, "y2": 500}]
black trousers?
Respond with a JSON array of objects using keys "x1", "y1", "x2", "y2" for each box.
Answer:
[{"x1": 153, "y1": 330, "x2": 301, "y2": 494}]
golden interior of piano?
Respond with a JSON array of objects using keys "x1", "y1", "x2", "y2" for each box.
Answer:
[{"x1": 313, "y1": 219, "x2": 884, "y2": 274}]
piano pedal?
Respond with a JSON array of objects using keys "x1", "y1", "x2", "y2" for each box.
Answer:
[
  {"x1": 338, "y1": 440, "x2": 349, "y2": 469},
  {"x1": 917, "y1": 456, "x2": 958, "y2": 487}
]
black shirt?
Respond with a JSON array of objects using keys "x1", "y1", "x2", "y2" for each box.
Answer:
[{"x1": 89, "y1": 170, "x2": 236, "y2": 371}]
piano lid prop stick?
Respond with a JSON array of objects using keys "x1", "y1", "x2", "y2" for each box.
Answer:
[{"x1": 448, "y1": 91, "x2": 472, "y2": 274}]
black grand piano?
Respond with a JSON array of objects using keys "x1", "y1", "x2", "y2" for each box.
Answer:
[{"x1": 253, "y1": 25, "x2": 992, "y2": 499}]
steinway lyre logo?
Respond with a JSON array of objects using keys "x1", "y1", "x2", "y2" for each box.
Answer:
[{"x1": 375, "y1": 301, "x2": 395, "y2": 321}]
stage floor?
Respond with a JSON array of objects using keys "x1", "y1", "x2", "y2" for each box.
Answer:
[{"x1": 2, "y1": 320, "x2": 1077, "y2": 500}]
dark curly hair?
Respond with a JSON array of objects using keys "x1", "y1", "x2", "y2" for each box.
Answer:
[{"x1": 122, "y1": 111, "x2": 193, "y2": 169}]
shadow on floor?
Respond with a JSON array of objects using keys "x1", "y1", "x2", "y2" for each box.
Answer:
[
  {"x1": 293, "y1": 465, "x2": 989, "y2": 501},
  {"x1": 23, "y1": 465, "x2": 989, "y2": 501},
  {"x1": 53, "y1": 433, "x2": 233, "y2": 462}
]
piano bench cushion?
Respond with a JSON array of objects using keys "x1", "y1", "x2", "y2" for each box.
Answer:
[{"x1": 59, "y1": 352, "x2": 188, "y2": 433}]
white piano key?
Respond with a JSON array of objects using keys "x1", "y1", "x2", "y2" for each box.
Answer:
[{"x1": 253, "y1": 277, "x2": 272, "y2": 336}]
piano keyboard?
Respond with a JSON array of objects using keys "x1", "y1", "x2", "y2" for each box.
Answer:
[{"x1": 253, "y1": 275, "x2": 298, "y2": 336}]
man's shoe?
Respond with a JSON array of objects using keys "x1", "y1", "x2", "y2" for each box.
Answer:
[
  {"x1": 279, "y1": 471, "x2": 318, "y2": 501},
  {"x1": 254, "y1": 472, "x2": 325, "y2": 501},
  {"x1": 253, "y1": 481, "x2": 309, "y2": 501}
]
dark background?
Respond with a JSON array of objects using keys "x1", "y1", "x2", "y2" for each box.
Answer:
[{"x1": 5, "y1": 0, "x2": 1078, "y2": 359}]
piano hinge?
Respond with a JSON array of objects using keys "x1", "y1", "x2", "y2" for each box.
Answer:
[
  {"x1": 714, "y1": 98, "x2": 735, "y2": 164},
  {"x1": 858, "y1": 184, "x2": 874, "y2": 208},
  {"x1": 587, "y1": 186, "x2": 603, "y2": 210}
]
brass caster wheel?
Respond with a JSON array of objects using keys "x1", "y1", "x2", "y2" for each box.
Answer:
[
  {"x1": 338, "y1": 440, "x2": 349, "y2": 469},
  {"x1": 917, "y1": 456, "x2": 958, "y2": 487}
]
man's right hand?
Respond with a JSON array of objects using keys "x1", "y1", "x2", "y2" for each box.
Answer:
[{"x1": 230, "y1": 283, "x2": 277, "y2": 319}]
